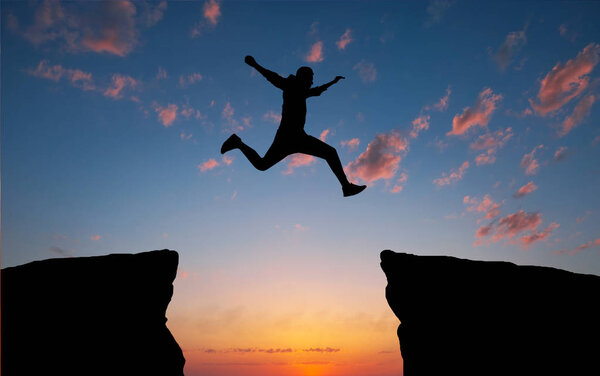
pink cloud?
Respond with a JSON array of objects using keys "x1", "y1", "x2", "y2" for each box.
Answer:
[
  {"x1": 204, "y1": 0, "x2": 221, "y2": 26},
  {"x1": 570, "y1": 240, "x2": 593, "y2": 256},
  {"x1": 391, "y1": 172, "x2": 408, "y2": 193},
  {"x1": 474, "y1": 210, "x2": 554, "y2": 249},
  {"x1": 493, "y1": 29, "x2": 527, "y2": 71},
  {"x1": 529, "y1": 43, "x2": 599, "y2": 116},
  {"x1": 344, "y1": 131, "x2": 409, "y2": 183},
  {"x1": 180, "y1": 104, "x2": 203, "y2": 120},
  {"x1": 554, "y1": 238, "x2": 600, "y2": 256},
  {"x1": 475, "y1": 150, "x2": 496, "y2": 165},
  {"x1": 90, "y1": 235, "x2": 101, "y2": 241},
  {"x1": 29, "y1": 60, "x2": 95, "y2": 91},
  {"x1": 470, "y1": 127, "x2": 513, "y2": 151},
  {"x1": 14, "y1": 1, "x2": 147, "y2": 57},
  {"x1": 180, "y1": 132, "x2": 193, "y2": 141},
  {"x1": 433, "y1": 161, "x2": 469, "y2": 186},
  {"x1": 521, "y1": 144, "x2": 543, "y2": 175},
  {"x1": 263, "y1": 110, "x2": 282, "y2": 124},
  {"x1": 341, "y1": 138, "x2": 360, "y2": 151},
  {"x1": 336, "y1": 28, "x2": 352, "y2": 50},
  {"x1": 319, "y1": 129, "x2": 330, "y2": 142},
  {"x1": 81, "y1": 1, "x2": 138, "y2": 57},
  {"x1": 409, "y1": 115, "x2": 430, "y2": 138},
  {"x1": 283, "y1": 154, "x2": 316, "y2": 175},
  {"x1": 519, "y1": 222, "x2": 560, "y2": 249},
  {"x1": 198, "y1": 158, "x2": 220, "y2": 172},
  {"x1": 353, "y1": 61, "x2": 377, "y2": 83},
  {"x1": 222, "y1": 155, "x2": 233, "y2": 165},
  {"x1": 179, "y1": 72, "x2": 203, "y2": 88},
  {"x1": 559, "y1": 94, "x2": 595, "y2": 136},
  {"x1": 104, "y1": 73, "x2": 138, "y2": 99},
  {"x1": 433, "y1": 86, "x2": 451, "y2": 111},
  {"x1": 470, "y1": 127, "x2": 514, "y2": 166},
  {"x1": 514, "y1": 181, "x2": 538, "y2": 198},
  {"x1": 448, "y1": 88, "x2": 502, "y2": 135},
  {"x1": 222, "y1": 102, "x2": 243, "y2": 132},
  {"x1": 464, "y1": 194, "x2": 501, "y2": 221},
  {"x1": 553, "y1": 146, "x2": 568, "y2": 161},
  {"x1": 153, "y1": 103, "x2": 178, "y2": 127},
  {"x1": 305, "y1": 41, "x2": 324, "y2": 63}
]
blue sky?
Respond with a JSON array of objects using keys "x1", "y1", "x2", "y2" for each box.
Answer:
[{"x1": 2, "y1": 1, "x2": 600, "y2": 375}]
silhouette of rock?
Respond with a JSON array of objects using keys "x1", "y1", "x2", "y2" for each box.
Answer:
[
  {"x1": 380, "y1": 250, "x2": 599, "y2": 376},
  {"x1": 2, "y1": 250, "x2": 185, "y2": 376}
]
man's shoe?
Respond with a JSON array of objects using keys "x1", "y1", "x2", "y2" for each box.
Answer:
[
  {"x1": 343, "y1": 183, "x2": 367, "y2": 197},
  {"x1": 221, "y1": 134, "x2": 241, "y2": 154}
]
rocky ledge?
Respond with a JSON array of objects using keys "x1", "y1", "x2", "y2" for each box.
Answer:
[
  {"x1": 1, "y1": 250, "x2": 185, "y2": 376},
  {"x1": 380, "y1": 250, "x2": 599, "y2": 376}
]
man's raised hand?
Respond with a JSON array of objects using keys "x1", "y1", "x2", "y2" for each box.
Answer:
[
  {"x1": 245, "y1": 55, "x2": 257, "y2": 67},
  {"x1": 334, "y1": 75, "x2": 345, "y2": 83}
]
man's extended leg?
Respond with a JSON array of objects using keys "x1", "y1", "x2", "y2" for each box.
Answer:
[
  {"x1": 298, "y1": 135, "x2": 366, "y2": 196},
  {"x1": 221, "y1": 133, "x2": 288, "y2": 171}
]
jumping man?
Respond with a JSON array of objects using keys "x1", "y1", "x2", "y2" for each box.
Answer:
[{"x1": 221, "y1": 55, "x2": 366, "y2": 197}]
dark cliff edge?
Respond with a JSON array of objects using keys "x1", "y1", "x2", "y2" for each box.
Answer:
[
  {"x1": 380, "y1": 250, "x2": 599, "y2": 376},
  {"x1": 1, "y1": 250, "x2": 185, "y2": 376}
]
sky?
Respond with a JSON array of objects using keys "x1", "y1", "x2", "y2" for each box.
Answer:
[{"x1": 2, "y1": 1, "x2": 600, "y2": 375}]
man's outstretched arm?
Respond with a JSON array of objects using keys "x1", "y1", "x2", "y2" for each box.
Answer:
[
  {"x1": 245, "y1": 55, "x2": 286, "y2": 90},
  {"x1": 308, "y1": 76, "x2": 345, "y2": 97}
]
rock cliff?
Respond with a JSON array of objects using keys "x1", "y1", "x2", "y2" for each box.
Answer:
[
  {"x1": 380, "y1": 250, "x2": 599, "y2": 376},
  {"x1": 1, "y1": 249, "x2": 185, "y2": 376}
]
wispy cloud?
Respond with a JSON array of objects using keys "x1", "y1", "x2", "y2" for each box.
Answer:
[
  {"x1": 391, "y1": 172, "x2": 408, "y2": 193},
  {"x1": 353, "y1": 60, "x2": 377, "y2": 83},
  {"x1": 90, "y1": 235, "x2": 101, "y2": 241},
  {"x1": 104, "y1": 73, "x2": 138, "y2": 99},
  {"x1": 263, "y1": 110, "x2": 282, "y2": 124},
  {"x1": 152, "y1": 102, "x2": 178, "y2": 127},
  {"x1": 474, "y1": 210, "x2": 557, "y2": 248},
  {"x1": 191, "y1": 0, "x2": 221, "y2": 37},
  {"x1": 179, "y1": 72, "x2": 203, "y2": 88},
  {"x1": 464, "y1": 194, "x2": 501, "y2": 221},
  {"x1": 521, "y1": 144, "x2": 543, "y2": 175},
  {"x1": 559, "y1": 94, "x2": 595, "y2": 136},
  {"x1": 28, "y1": 60, "x2": 95, "y2": 91},
  {"x1": 11, "y1": 1, "x2": 159, "y2": 57},
  {"x1": 513, "y1": 181, "x2": 538, "y2": 198},
  {"x1": 203, "y1": 0, "x2": 221, "y2": 26},
  {"x1": 529, "y1": 43, "x2": 599, "y2": 116},
  {"x1": 553, "y1": 146, "x2": 569, "y2": 161},
  {"x1": 222, "y1": 102, "x2": 244, "y2": 132},
  {"x1": 470, "y1": 127, "x2": 513, "y2": 166},
  {"x1": 409, "y1": 115, "x2": 430, "y2": 138},
  {"x1": 198, "y1": 158, "x2": 220, "y2": 172},
  {"x1": 305, "y1": 41, "x2": 324, "y2": 63},
  {"x1": 345, "y1": 131, "x2": 408, "y2": 183},
  {"x1": 283, "y1": 154, "x2": 316, "y2": 175},
  {"x1": 341, "y1": 138, "x2": 360, "y2": 151},
  {"x1": 336, "y1": 28, "x2": 352, "y2": 50},
  {"x1": 424, "y1": 0, "x2": 452, "y2": 28},
  {"x1": 433, "y1": 161, "x2": 469, "y2": 186},
  {"x1": 448, "y1": 88, "x2": 502, "y2": 135},
  {"x1": 432, "y1": 86, "x2": 451, "y2": 111},
  {"x1": 493, "y1": 28, "x2": 527, "y2": 71},
  {"x1": 554, "y1": 238, "x2": 600, "y2": 256}
]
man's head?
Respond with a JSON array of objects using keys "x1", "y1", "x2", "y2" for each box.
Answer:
[{"x1": 296, "y1": 66, "x2": 314, "y2": 89}]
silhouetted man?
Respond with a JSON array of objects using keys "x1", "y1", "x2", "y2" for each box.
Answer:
[{"x1": 221, "y1": 55, "x2": 366, "y2": 197}]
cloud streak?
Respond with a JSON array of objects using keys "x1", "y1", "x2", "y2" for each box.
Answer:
[
  {"x1": 433, "y1": 161, "x2": 469, "y2": 186},
  {"x1": 448, "y1": 88, "x2": 502, "y2": 135},
  {"x1": 529, "y1": 43, "x2": 599, "y2": 116},
  {"x1": 344, "y1": 131, "x2": 408, "y2": 183}
]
